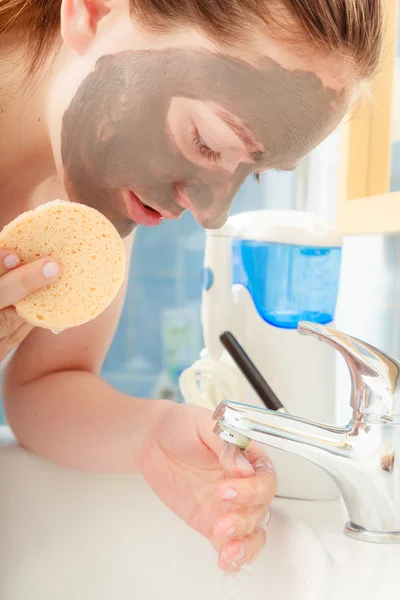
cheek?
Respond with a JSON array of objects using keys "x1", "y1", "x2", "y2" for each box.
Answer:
[{"x1": 199, "y1": 163, "x2": 251, "y2": 205}]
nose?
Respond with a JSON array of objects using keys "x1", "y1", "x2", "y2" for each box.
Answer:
[
  {"x1": 198, "y1": 210, "x2": 230, "y2": 229},
  {"x1": 174, "y1": 183, "x2": 231, "y2": 229}
]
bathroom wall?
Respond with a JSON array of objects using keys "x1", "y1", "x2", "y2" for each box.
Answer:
[{"x1": 334, "y1": 234, "x2": 400, "y2": 424}]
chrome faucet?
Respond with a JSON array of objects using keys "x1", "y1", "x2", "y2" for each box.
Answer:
[{"x1": 213, "y1": 321, "x2": 400, "y2": 544}]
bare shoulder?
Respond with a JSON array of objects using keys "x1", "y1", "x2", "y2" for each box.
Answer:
[
  {"x1": 0, "y1": 176, "x2": 68, "y2": 230},
  {"x1": 30, "y1": 176, "x2": 68, "y2": 208}
]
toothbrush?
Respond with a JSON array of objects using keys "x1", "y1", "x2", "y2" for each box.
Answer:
[{"x1": 219, "y1": 331, "x2": 286, "y2": 413}]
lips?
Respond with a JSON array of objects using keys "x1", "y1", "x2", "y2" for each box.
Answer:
[
  {"x1": 123, "y1": 189, "x2": 184, "y2": 226},
  {"x1": 123, "y1": 191, "x2": 163, "y2": 227}
]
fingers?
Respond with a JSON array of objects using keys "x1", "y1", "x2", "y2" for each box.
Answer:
[
  {"x1": 213, "y1": 451, "x2": 275, "y2": 572},
  {"x1": 0, "y1": 250, "x2": 60, "y2": 363},
  {"x1": 218, "y1": 528, "x2": 267, "y2": 573},
  {"x1": 0, "y1": 256, "x2": 60, "y2": 310},
  {"x1": 219, "y1": 445, "x2": 255, "y2": 479},
  {"x1": 0, "y1": 307, "x2": 25, "y2": 338},
  {"x1": 0, "y1": 250, "x2": 20, "y2": 277},
  {"x1": 0, "y1": 320, "x2": 34, "y2": 363},
  {"x1": 217, "y1": 468, "x2": 276, "y2": 507},
  {"x1": 212, "y1": 504, "x2": 270, "y2": 573},
  {"x1": 213, "y1": 504, "x2": 269, "y2": 540}
]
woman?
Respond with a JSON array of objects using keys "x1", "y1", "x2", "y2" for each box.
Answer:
[{"x1": 0, "y1": 0, "x2": 384, "y2": 573}]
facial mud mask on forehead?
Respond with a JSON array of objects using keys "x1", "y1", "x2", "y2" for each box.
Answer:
[{"x1": 61, "y1": 48, "x2": 347, "y2": 236}]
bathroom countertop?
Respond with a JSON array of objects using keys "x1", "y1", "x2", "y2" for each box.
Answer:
[{"x1": 0, "y1": 429, "x2": 399, "y2": 600}]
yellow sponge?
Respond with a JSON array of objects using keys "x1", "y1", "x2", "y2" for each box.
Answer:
[{"x1": 0, "y1": 200, "x2": 126, "y2": 331}]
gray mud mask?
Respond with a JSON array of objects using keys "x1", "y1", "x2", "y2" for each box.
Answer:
[{"x1": 61, "y1": 48, "x2": 347, "y2": 236}]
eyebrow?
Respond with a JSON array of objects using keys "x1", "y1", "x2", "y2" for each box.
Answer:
[
  {"x1": 216, "y1": 110, "x2": 264, "y2": 161},
  {"x1": 215, "y1": 109, "x2": 298, "y2": 170},
  {"x1": 232, "y1": 124, "x2": 264, "y2": 161}
]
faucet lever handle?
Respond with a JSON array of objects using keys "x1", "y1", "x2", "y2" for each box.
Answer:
[{"x1": 298, "y1": 321, "x2": 400, "y2": 421}]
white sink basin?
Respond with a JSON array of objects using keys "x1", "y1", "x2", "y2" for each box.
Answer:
[{"x1": 0, "y1": 427, "x2": 399, "y2": 600}]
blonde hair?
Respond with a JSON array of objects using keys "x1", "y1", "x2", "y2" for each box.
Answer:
[{"x1": 0, "y1": 0, "x2": 385, "y2": 78}]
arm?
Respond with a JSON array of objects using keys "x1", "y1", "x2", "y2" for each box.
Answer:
[
  {"x1": 2, "y1": 232, "x2": 171, "y2": 472},
  {"x1": 2, "y1": 229, "x2": 275, "y2": 572}
]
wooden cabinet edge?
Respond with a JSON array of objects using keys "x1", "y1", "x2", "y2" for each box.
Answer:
[
  {"x1": 338, "y1": 103, "x2": 372, "y2": 204},
  {"x1": 337, "y1": 1, "x2": 399, "y2": 235}
]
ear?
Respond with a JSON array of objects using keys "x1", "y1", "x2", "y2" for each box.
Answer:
[{"x1": 60, "y1": 0, "x2": 111, "y2": 53}]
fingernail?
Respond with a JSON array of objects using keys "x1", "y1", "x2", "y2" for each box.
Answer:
[
  {"x1": 215, "y1": 521, "x2": 236, "y2": 538},
  {"x1": 234, "y1": 548, "x2": 245, "y2": 561},
  {"x1": 235, "y1": 453, "x2": 254, "y2": 472},
  {"x1": 4, "y1": 255, "x2": 19, "y2": 269},
  {"x1": 222, "y1": 488, "x2": 238, "y2": 500},
  {"x1": 223, "y1": 526, "x2": 236, "y2": 539},
  {"x1": 42, "y1": 261, "x2": 60, "y2": 279}
]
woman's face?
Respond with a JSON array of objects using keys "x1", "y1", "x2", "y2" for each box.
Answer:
[{"x1": 50, "y1": 10, "x2": 356, "y2": 237}]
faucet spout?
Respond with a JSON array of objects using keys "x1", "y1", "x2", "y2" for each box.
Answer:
[
  {"x1": 213, "y1": 400, "x2": 400, "y2": 544},
  {"x1": 212, "y1": 322, "x2": 400, "y2": 544},
  {"x1": 213, "y1": 401, "x2": 350, "y2": 460}
]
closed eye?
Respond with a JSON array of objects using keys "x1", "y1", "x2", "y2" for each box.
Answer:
[{"x1": 192, "y1": 127, "x2": 222, "y2": 163}]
